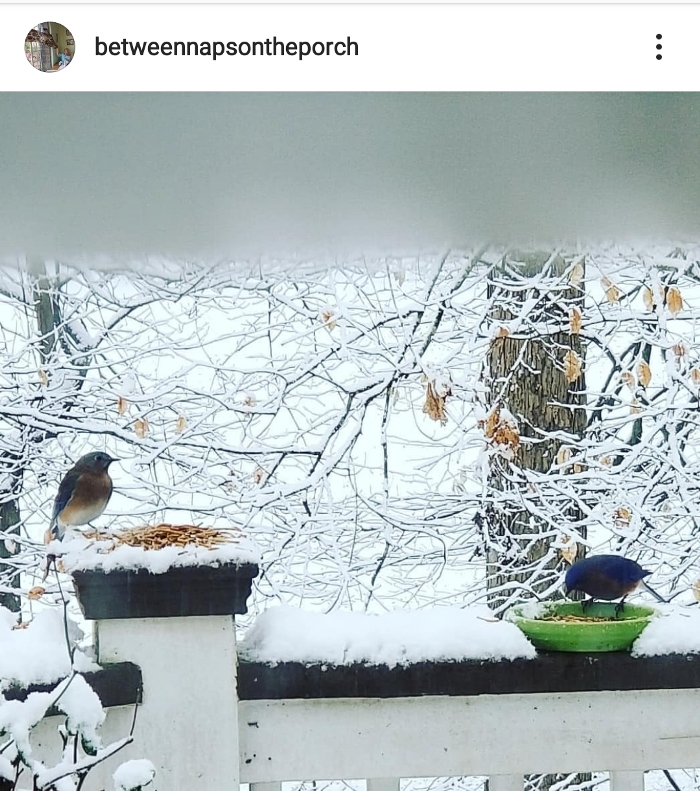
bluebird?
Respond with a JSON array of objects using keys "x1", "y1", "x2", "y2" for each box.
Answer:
[
  {"x1": 47, "y1": 452, "x2": 118, "y2": 542},
  {"x1": 564, "y1": 554, "x2": 655, "y2": 616}
]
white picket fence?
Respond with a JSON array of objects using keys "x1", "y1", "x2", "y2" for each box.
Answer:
[{"x1": 28, "y1": 613, "x2": 700, "y2": 791}]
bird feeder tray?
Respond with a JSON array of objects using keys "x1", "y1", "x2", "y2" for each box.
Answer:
[
  {"x1": 72, "y1": 562, "x2": 259, "y2": 620},
  {"x1": 508, "y1": 602, "x2": 656, "y2": 652}
]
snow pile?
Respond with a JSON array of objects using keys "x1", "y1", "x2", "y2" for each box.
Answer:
[
  {"x1": 0, "y1": 755, "x2": 12, "y2": 782},
  {"x1": 0, "y1": 690, "x2": 54, "y2": 760},
  {"x1": 53, "y1": 534, "x2": 260, "y2": 574},
  {"x1": 2, "y1": 672, "x2": 126, "y2": 788},
  {"x1": 0, "y1": 607, "x2": 97, "y2": 689},
  {"x1": 240, "y1": 606, "x2": 537, "y2": 666},
  {"x1": 113, "y1": 759, "x2": 156, "y2": 790},
  {"x1": 632, "y1": 606, "x2": 700, "y2": 657},
  {"x1": 56, "y1": 674, "x2": 106, "y2": 750}
]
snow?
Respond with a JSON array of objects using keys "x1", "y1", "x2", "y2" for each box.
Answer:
[
  {"x1": 113, "y1": 759, "x2": 156, "y2": 790},
  {"x1": 0, "y1": 689, "x2": 55, "y2": 760},
  {"x1": 53, "y1": 535, "x2": 260, "y2": 574},
  {"x1": 0, "y1": 756, "x2": 12, "y2": 781},
  {"x1": 34, "y1": 736, "x2": 133, "y2": 790},
  {"x1": 632, "y1": 606, "x2": 700, "y2": 657},
  {"x1": 239, "y1": 605, "x2": 537, "y2": 666},
  {"x1": 0, "y1": 608, "x2": 98, "y2": 689},
  {"x1": 55, "y1": 674, "x2": 106, "y2": 749}
]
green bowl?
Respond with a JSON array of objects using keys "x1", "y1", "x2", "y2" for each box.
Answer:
[{"x1": 508, "y1": 601, "x2": 656, "y2": 652}]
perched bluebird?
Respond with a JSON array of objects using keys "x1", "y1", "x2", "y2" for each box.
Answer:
[
  {"x1": 47, "y1": 452, "x2": 118, "y2": 542},
  {"x1": 564, "y1": 554, "x2": 653, "y2": 615}
]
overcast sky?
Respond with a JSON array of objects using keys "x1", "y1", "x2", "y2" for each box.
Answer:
[{"x1": 2, "y1": 93, "x2": 700, "y2": 260}]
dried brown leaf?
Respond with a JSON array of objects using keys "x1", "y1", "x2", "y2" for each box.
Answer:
[
  {"x1": 175, "y1": 415, "x2": 187, "y2": 434},
  {"x1": 556, "y1": 446, "x2": 572, "y2": 467},
  {"x1": 321, "y1": 310, "x2": 337, "y2": 330},
  {"x1": 673, "y1": 342, "x2": 687, "y2": 359},
  {"x1": 569, "y1": 262, "x2": 584, "y2": 287},
  {"x1": 602, "y1": 276, "x2": 620, "y2": 303},
  {"x1": 642, "y1": 286, "x2": 655, "y2": 311},
  {"x1": 569, "y1": 307, "x2": 582, "y2": 335},
  {"x1": 630, "y1": 399, "x2": 643, "y2": 415},
  {"x1": 484, "y1": 406, "x2": 520, "y2": 449},
  {"x1": 484, "y1": 407, "x2": 499, "y2": 440},
  {"x1": 117, "y1": 396, "x2": 128, "y2": 416},
  {"x1": 495, "y1": 326, "x2": 510, "y2": 338},
  {"x1": 621, "y1": 371, "x2": 636, "y2": 389},
  {"x1": 423, "y1": 381, "x2": 448, "y2": 425},
  {"x1": 28, "y1": 586, "x2": 45, "y2": 601},
  {"x1": 253, "y1": 466, "x2": 265, "y2": 484},
  {"x1": 692, "y1": 368, "x2": 700, "y2": 386},
  {"x1": 563, "y1": 349, "x2": 583, "y2": 383},
  {"x1": 559, "y1": 535, "x2": 578, "y2": 565},
  {"x1": 134, "y1": 418, "x2": 149, "y2": 438},
  {"x1": 637, "y1": 360, "x2": 652, "y2": 388},
  {"x1": 614, "y1": 507, "x2": 632, "y2": 526},
  {"x1": 493, "y1": 421, "x2": 520, "y2": 449},
  {"x1": 38, "y1": 370, "x2": 49, "y2": 386},
  {"x1": 667, "y1": 286, "x2": 683, "y2": 316},
  {"x1": 599, "y1": 455, "x2": 613, "y2": 467},
  {"x1": 693, "y1": 579, "x2": 700, "y2": 603}
]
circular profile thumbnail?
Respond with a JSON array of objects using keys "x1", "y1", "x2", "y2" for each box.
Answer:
[{"x1": 25, "y1": 22, "x2": 75, "y2": 72}]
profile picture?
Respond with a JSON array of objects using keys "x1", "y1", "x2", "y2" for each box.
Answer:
[{"x1": 25, "y1": 22, "x2": 75, "y2": 72}]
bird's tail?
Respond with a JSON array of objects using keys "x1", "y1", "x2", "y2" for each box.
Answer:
[{"x1": 641, "y1": 579, "x2": 668, "y2": 604}]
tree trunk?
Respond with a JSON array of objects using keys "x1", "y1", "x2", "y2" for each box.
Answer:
[
  {"x1": 0, "y1": 492, "x2": 22, "y2": 612},
  {"x1": 485, "y1": 251, "x2": 587, "y2": 609},
  {"x1": 0, "y1": 261, "x2": 59, "y2": 611},
  {"x1": 484, "y1": 252, "x2": 589, "y2": 791}
]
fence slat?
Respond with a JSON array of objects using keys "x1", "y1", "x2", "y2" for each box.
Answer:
[{"x1": 610, "y1": 772, "x2": 644, "y2": 791}]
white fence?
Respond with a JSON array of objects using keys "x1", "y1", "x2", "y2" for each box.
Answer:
[{"x1": 27, "y1": 612, "x2": 700, "y2": 791}]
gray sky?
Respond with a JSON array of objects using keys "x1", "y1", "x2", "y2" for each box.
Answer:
[{"x1": 2, "y1": 93, "x2": 700, "y2": 259}]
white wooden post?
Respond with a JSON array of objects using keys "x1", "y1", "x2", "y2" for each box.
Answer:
[
  {"x1": 96, "y1": 615, "x2": 240, "y2": 791},
  {"x1": 609, "y1": 772, "x2": 645, "y2": 791}
]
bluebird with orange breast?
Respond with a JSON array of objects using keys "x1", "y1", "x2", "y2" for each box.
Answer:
[
  {"x1": 564, "y1": 554, "x2": 661, "y2": 615},
  {"x1": 46, "y1": 452, "x2": 118, "y2": 542}
]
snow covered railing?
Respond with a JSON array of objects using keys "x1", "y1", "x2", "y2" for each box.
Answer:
[{"x1": 28, "y1": 561, "x2": 700, "y2": 791}]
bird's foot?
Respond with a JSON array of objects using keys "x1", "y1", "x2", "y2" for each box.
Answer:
[
  {"x1": 614, "y1": 598, "x2": 627, "y2": 618},
  {"x1": 581, "y1": 598, "x2": 594, "y2": 613},
  {"x1": 42, "y1": 554, "x2": 56, "y2": 582}
]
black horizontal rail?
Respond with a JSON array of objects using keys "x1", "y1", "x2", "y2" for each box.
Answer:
[
  {"x1": 237, "y1": 652, "x2": 700, "y2": 700},
  {"x1": 4, "y1": 661, "x2": 142, "y2": 712},
  {"x1": 9, "y1": 654, "x2": 700, "y2": 707}
]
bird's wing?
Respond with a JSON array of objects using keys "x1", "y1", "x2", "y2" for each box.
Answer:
[{"x1": 51, "y1": 469, "x2": 80, "y2": 525}]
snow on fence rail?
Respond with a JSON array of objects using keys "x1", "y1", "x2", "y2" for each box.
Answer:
[{"x1": 15, "y1": 564, "x2": 700, "y2": 791}]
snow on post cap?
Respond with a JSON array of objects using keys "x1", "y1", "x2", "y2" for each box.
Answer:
[
  {"x1": 240, "y1": 606, "x2": 537, "y2": 667},
  {"x1": 113, "y1": 759, "x2": 156, "y2": 791}
]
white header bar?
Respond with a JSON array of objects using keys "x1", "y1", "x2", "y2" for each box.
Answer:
[{"x1": 5, "y1": 4, "x2": 696, "y2": 90}]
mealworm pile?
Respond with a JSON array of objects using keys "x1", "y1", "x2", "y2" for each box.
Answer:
[{"x1": 84, "y1": 523, "x2": 241, "y2": 551}]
